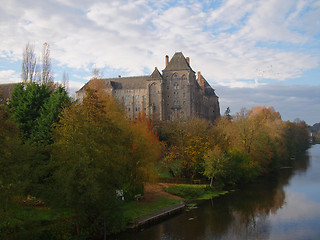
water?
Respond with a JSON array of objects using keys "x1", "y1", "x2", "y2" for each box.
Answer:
[{"x1": 116, "y1": 145, "x2": 320, "y2": 240}]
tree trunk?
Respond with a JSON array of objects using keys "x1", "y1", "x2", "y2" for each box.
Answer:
[{"x1": 210, "y1": 177, "x2": 213, "y2": 189}]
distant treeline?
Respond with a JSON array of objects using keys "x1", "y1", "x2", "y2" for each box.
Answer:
[{"x1": 155, "y1": 106, "x2": 310, "y2": 189}]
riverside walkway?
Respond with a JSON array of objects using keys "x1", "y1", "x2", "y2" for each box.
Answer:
[{"x1": 128, "y1": 203, "x2": 185, "y2": 229}]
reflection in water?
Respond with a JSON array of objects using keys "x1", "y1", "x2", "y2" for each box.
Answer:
[{"x1": 116, "y1": 145, "x2": 320, "y2": 240}]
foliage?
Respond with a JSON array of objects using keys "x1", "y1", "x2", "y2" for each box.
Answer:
[
  {"x1": 203, "y1": 146, "x2": 230, "y2": 188},
  {"x1": 159, "y1": 118, "x2": 211, "y2": 178},
  {"x1": 9, "y1": 82, "x2": 51, "y2": 140},
  {"x1": 0, "y1": 105, "x2": 33, "y2": 237},
  {"x1": 31, "y1": 85, "x2": 71, "y2": 145},
  {"x1": 160, "y1": 106, "x2": 310, "y2": 189},
  {"x1": 45, "y1": 81, "x2": 161, "y2": 236},
  {"x1": 8, "y1": 82, "x2": 70, "y2": 144},
  {"x1": 224, "y1": 107, "x2": 232, "y2": 121}
]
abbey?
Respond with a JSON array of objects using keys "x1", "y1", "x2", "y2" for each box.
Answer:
[{"x1": 76, "y1": 52, "x2": 220, "y2": 122}]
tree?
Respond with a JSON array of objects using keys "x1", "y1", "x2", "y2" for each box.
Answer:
[
  {"x1": 31, "y1": 85, "x2": 71, "y2": 145},
  {"x1": 0, "y1": 105, "x2": 32, "y2": 235},
  {"x1": 62, "y1": 71, "x2": 69, "y2": 93},
  {"x1": 203, "y1": 146, "x2": 230, "y2": 189},
  {"x1": 22, "y1": 43, "x2": 37, "y2": 83},
  {"x1": 163, "y1": 118, "x2": 211, "y2": 178},
  {"x1": 9, "y1": 81, "x2": 70, "y2": 143},
  {"x1": 39, "y1": 42, "x2": 54, "y2": 84},
  {"x1": 46, "y1": 81, "x2": 161, "y2": 236},
  {"x1": 224, "y1": 107, "x2": 232, "y2": 121},
  {"x1": 9, "y1": 82, "x2": 52, "y2": 140}
]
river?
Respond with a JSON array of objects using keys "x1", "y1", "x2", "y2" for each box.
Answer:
[{"x1": 116, "y1": 144, "x2": 320, "y2": 240}]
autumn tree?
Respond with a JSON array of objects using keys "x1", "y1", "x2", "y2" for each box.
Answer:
[
  {"x1": 163, "y1": 118, "x2": 211, "y2": 178},
  {"x1": 45, "y1": 79, "x2": 161, "y2": 236}
]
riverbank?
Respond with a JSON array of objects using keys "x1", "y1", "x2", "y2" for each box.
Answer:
[
  {"x1": 121, "y1": 182, "x2": 229, "y2": 231},
  {"x1": 117, "y1": 145, "x2": 320, "y2": 240}
]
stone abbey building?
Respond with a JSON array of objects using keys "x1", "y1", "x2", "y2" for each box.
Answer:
[{"x1": 76, "y1": 52, "x2": 220, "y2": 122}]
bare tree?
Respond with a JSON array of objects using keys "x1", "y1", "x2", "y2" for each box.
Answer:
[
  {"x1": 22, "y1": 43, "x2": 37, "y2": 83},
  {"x1": 40, "y1": 42, "x2": 54, "y2": 84},
  {"x1": 62, "y1": 71, "x2": 69, "y2": 93}
]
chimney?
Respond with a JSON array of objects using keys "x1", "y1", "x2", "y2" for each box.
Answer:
[
  {"x1": 165, "y1": 55, "x2": 169, "y2": 67},
  {"x1": 197, "y1": 71, "x2": 201, "y2": 83},
  {"x1": 186, "y1": 57, "x2": 190, "y2": 65}
]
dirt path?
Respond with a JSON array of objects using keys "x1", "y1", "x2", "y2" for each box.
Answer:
[{"x1": 143, "y1": 183, "x2": 184, "y2": 203}]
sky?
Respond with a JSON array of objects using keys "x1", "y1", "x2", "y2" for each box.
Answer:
[{"x1": 0, "y1": 0, "x2": 319, "y2": 125}]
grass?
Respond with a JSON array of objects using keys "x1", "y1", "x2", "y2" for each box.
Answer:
[
  {"x1": 166, "y1": 184, "x2": 229, "y2": 200},
  {"x1": 121, "y1": 196, "x2": 180, "y2": 222}
]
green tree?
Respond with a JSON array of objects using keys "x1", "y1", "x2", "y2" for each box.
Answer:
[
  {"x1": 203, "y1": 146, "x2": 230, "y2": 189},
  {"x1": 0, "y1": 105, "x2": 32, "y2": 235},
  {"x1": 9, "y1": 82, "x2": 70, "y2": 144},
  {"x1": 224, "y1": 107, "x2": 232, "y2": 121},
  {"x1": 46, "y1": 82, "x2": 161, "y2": 237},
  {"x1": 31, "y1": 85, "x2": 70, "y2": 145}
]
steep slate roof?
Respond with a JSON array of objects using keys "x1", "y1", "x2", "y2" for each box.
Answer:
[
  {"x1": 104, "y1": 76, "x2": 149, "y2": 90},
  {"x1": 150, "y1": 67, "x2": 163, "y2": 79},
  {"x1": 164, "y1": 52, "x2": 194, "y2": 71},
  {"x1": 198, "y1": 74, "x2": 217, "y2": 97}
]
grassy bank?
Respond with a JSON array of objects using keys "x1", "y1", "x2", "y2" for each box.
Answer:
[
  {"x1": 165, "y1": 184, "x2": 229, "y2": 200},
  {"x1": 122, "y1": 196, "x2": 181, "y2": 223}
]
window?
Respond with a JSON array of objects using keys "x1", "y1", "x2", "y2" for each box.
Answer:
[
  {"x1": 174, "y1": 92, "x2": 179, "y2": 98},
  {"x1": 172, "y1": 73, "x2": 178, "y2": 80},
  {"x1": 182, "y1": 75, "x2": 187, "y2": 80},
  {"x1": 183, "y1": 92, "x2": 186, "y2": 98},
  {"x1": 167, "y1": 85, "x2": 169, "y2": 90}
]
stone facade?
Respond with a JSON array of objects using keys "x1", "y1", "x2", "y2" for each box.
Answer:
[
  {"x1": 76, "y1": 52, "x2": 220, "y2": 122},
  {"x1": 0, "y1": 83, "x2": 17, "y2": 104}
]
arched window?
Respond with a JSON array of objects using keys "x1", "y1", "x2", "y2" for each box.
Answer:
[
  {"x1": 182, "y1": 75, "x2": 187, "y2": 80},
  {"x1": 172, "y1": 73, "x2": 178, "y2": 80}
]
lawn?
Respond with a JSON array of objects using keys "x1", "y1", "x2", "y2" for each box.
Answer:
[{"x1": 165, "y1": 184, "x2": 229, "y2": 200}]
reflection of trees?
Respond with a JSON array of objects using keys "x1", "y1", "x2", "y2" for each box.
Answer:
[
  {"x1": 117, "y1": 151, "x2": 311, "y2": 240},
  {"x1": 202, "y1": 151, "x2": 310, "y2": 240}
]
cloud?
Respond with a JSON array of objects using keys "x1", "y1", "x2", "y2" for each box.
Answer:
[
  {"x1": 0, "y1": 0, "x2": 319, "y2": 85},
  {"x1": 0, "y1": 0, "x2": 319, "y2": 124},
  {"x1": 0, "y1": 70, "x2": 20, "y2": 84}
]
